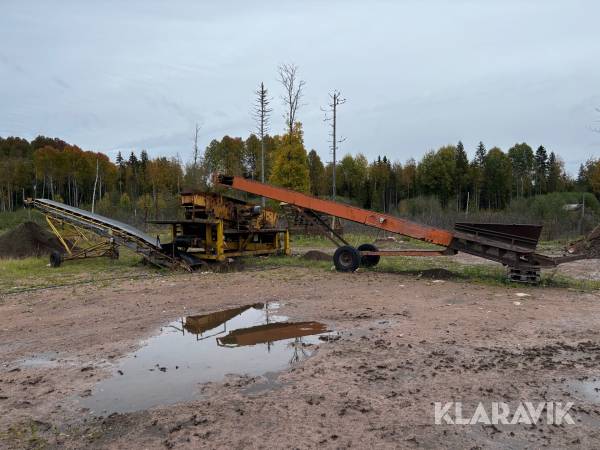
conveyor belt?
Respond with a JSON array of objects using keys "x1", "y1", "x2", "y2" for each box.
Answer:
[
  {"x1": 31, "y1": 198, "x2": 184, "y2": 269},
  {"x1": 35, "y1": 199, "x2": 158, "y2": 246},
  {"x1": 216, "y1": 175, "x2": 595, "y2": 280}
]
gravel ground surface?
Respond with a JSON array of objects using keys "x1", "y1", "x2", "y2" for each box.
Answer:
[{"x1": 1, "y1": 266, "x2": 600, "y2": 448}]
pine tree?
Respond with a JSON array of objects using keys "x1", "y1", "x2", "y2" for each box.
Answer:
[
  {"x1": 140, "y1": 150, "x2": 149, "y2": 192},
  {"x1": 253, "y1": 82, "x2": 272, "y2": 205},
  {"x1": 116, "y1": 151, "x2": 125, "y2": 194},
  {"x1": 577, "y1": 163, "x2": 587, "y2": 189},
  {"x1": 547, "y1": 151, "x2": 562, "y2": 192},
  {"x1": 471, "y1": 142, "x2": 487, "y2": 209},
  {"x1": 534, "y1": 145, "x2": 548, "y2": 194},
  {"x1": 307, "y1": 149, "x2": 325, "y2": 196},
  {"x1": 127, "y1": 152, "x2": 140, "y2": 200},
  {"x1": 128, "y1": 151, "x2": 139, "y2": 168},
  {"x1": 455, "y1": 141, "x2": 469, "y2": 210},
  {"x1": 140, "y1": 150, "x2": 149, "y2": 169},
  {"x1": 475, "y1": 141, "x2": 486, "y2": 166}
]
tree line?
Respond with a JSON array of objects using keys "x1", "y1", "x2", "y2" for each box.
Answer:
[
  {"x1": 1, "y1": 131, "x2": 599, "y2": 216},
  {"x1": 0, "y1": 135, "x2": 183, "y2": 217},
  {"x1": 1, "y1": 61, "x2": 599, "y2": 216},
  {"x1": 191, "y1": 132, "x2": 599, "y2": 213}
]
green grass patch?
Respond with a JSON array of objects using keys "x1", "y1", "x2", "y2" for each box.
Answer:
[
  {"x1": 0, "y1": 249, "x2": 159, "y2": 294},
  {"x1": 244, "y1": 253, "x2": 600, "y2": 291},
  {"x1": 0, "y1": 208, "x2": 45, "y2": 233},
  {"x1": 244, "y1": 254, "x2": 333, "y2": 271},
  {"x1": 374, "y1": 256, "x2": 600, "y2": 290},
  {"x1": 0, "y1": 419, "x2": 51, "y2": 450},
  {"x1": 1, "y1": 221, "x2": 597, "y2": 295}
]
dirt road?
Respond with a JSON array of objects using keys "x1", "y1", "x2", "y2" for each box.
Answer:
[{"x1": 1, "y1": 267, "x2": 600, "y2": 448}]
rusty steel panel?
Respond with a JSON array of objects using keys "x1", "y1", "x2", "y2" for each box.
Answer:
[
  {"x1": 454, "y1": 222, "x2": 542, "y2": 251},
  {"x1": 181, "y1": 191, "x2": 279, "y2": 230}
]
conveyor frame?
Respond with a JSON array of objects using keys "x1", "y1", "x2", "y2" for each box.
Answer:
[{"x1": 28, "y1": 198, "x2": 187, "y2": 270}]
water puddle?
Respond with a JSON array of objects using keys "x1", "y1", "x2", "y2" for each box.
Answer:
[
  {"x1": 241, "y1": 371, "x2": 285, "y2": 396},
  {"x1": 80, "y1": 302, "x2": 332, "y2": 415},
  {"x1": 19, "y1": 352, "x2": 61, "y2": 368},
  {"x1": 566, "y1": 378, "x2": 600, "y2": 404}
]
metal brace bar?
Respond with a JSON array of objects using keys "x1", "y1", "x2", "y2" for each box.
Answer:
[{"x1": 303, "y1": 209, "x2": 349, "y2": 247}]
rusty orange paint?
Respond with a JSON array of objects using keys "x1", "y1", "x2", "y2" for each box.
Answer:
[{"x1": 218, "y1": 176, "x2": 455, "y2": 247}]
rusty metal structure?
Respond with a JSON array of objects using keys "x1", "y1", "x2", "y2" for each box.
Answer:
[
  {"x1": 149, "y1": 191, "x2": 290, "y2": 267},
  {"x1": 28, "y1": 192, "x2": 289, "y2": 270},
  {"x1": 217, "y1": 175, "x2": 594, "y2": 283}
]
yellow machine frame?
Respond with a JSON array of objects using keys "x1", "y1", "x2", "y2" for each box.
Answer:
[
  {"x1": 164, "y1": 219, "x2": 290, "y2": 262},
  {"x1": 45, "y1": 215, "x2": 118, "y2": 266},
  {"x1": 156, "y1": 191, "x2": 291, "y2": 263}
]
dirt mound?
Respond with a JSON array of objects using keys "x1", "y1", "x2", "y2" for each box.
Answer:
[
  {"x1": 0, "y1": 222, "x2": 64, "y2": 259},
  {"x1": 569, "y1": 224, "x2": 600, "y2": 258},
  {"x1": 210, "y1": 258, "x2": 246, "y2": 273},
  {"x1": 414, "y1": 268, "x2": 460, "y2": 279},
  {"x1": 301, "y1": 250, "x2": 331, "y2": 261}
]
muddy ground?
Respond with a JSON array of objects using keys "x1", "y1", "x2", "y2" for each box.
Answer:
[{"x1": 1, "y1": 265, "x2": 600, "y2": 449}]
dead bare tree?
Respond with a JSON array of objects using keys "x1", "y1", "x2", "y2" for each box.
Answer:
[
  {"x1": 278, "y1": 63, "x2": 305, "y2": 136},
  {"x1": 185, "y1": 123, "x2": 205, "y2": 189},
  {"x1": 252, "y1": 82, "x2": 272, "y2": 206},
  {"x1": 593, "y1": 107, "x2": 600, "y2": 132},
  {"x1": 322, "y1": 90, "x2": 346, "y2": 200},
  {"x1": 193, "y1": 123, "x2": 201, "y2": 167},
  {"x1": 91, "y1": 158, "x2": 99, "y2": 213}
]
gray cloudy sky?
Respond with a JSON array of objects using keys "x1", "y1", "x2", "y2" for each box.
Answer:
[{"x1": 1, "y1": 0, "x2": 599, "y2": 174}]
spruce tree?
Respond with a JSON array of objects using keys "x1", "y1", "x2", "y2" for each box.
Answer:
[
  {"x1": 455, "y1": 141, "x2": 469, "y2": 210},
  {"x1": 534, "y1": 145, "x2": 548, "y2": 194},
  {"x1": 471, "y1": 142, "x2": 487, "y2": 209},
  {"x1": 475, "y1": 141, "x2": 486, "y2": 166}
]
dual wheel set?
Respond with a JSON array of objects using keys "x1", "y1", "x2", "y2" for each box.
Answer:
[{"x1": 333, "y1": 244, "x2": 380, "y2": 272}]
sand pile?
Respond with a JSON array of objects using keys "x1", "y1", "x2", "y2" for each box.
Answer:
[{"x1": 0, "y1": 222, "x2": 65, "y2": 259}]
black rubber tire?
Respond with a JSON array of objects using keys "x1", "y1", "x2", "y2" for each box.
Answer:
[
  {"x1": 50, "y1": 251, "x2": 63, "y2": 268},
  {"x1": 333, "y1": 246, "x2": 361, "y2": 272},
  {"x1": 357, "y1": 243, "x2": 380, "y2": 267}
]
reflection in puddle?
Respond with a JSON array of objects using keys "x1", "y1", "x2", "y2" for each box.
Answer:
[
  {"x1": 182, "y1": 303, "x2": 264, "y2": 337},
  {"x1": 218, "y1": 321, "x2": 328, "y2": 346},
  {"x1": 81, "y1": 302, "x2": 332, "y2": 415}
]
